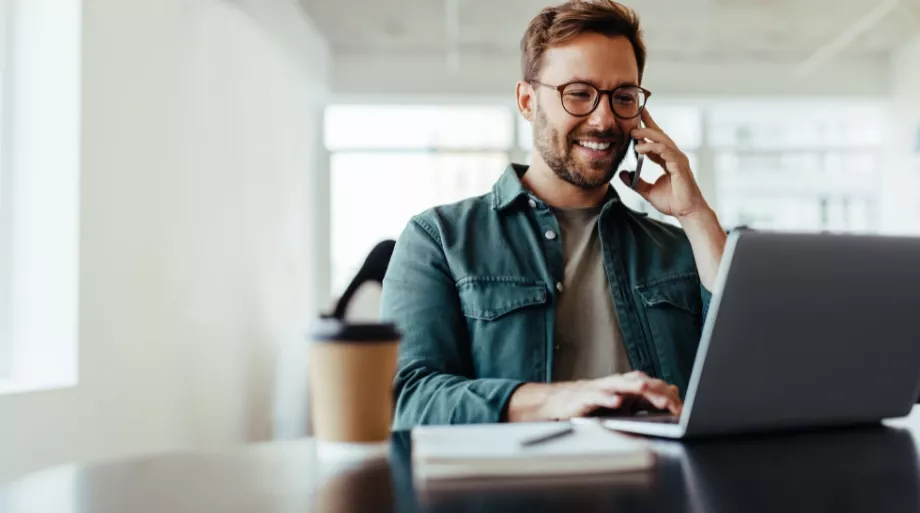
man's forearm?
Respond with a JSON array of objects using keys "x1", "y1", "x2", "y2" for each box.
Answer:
[
  {"x1": 678, "y1": 207, "x2": 727, "y2": 291},
  {"x1": 506, "y1": 381, "x2": 601, "y2": 422},
  {"x1": 393, "y1": 364, "x2": 526, "y2": 429}
]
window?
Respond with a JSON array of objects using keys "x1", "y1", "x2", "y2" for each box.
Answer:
[
  {"x1": 326, "y1": 105, "x2": 513, "y2": 151},
  {"x1": 331, "y1": 152, "x2": 508, "y2": 293},
  {"x1": 0, "y1": 0, "x2": 80, "y2": 394},
  {"x1": 326, "y1": 105, "x2": 514, "y2": 294},
  {"x1": 709, "y1": 101, "x2": 884, "y2": 232},
  {"x1": 326, "y1": 100, "x2": 889, "y2": 298}
]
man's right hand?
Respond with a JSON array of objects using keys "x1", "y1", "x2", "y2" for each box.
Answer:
[{"x1": 505, "y1": 371, "x2": 682, "y2": 422}]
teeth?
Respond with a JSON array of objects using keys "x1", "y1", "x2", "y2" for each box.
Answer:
[{"x1": 577, "y1": 140, "x2": 611, "y2": 151}]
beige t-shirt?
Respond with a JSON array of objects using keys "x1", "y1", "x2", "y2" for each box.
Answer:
[{"x1": 552, "y1": 206, "x2": 632, "y2": 381}]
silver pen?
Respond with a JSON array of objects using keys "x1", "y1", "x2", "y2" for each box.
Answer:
[{"x1": 519, "y1": 424, "x2": 576, "y2": 448}]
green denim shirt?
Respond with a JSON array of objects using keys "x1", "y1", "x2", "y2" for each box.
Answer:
[{"x1": 381, "y1": 164, "x2": 712, "y2": 429}]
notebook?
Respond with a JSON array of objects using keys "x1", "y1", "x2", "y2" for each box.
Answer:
[{"x1": 411, "y1": 421, "x2": 654, "y2": 481}]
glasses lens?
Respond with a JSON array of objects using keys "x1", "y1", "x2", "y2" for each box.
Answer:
[
  {"x1": 561, "y1": 83, "x2": 599, "y2": 116},
  {"x1": 610, "y1": 86, "x2": 647, "y2": 118}
]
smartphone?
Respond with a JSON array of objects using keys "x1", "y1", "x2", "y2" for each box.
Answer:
[
  {"x1": 630, "y1": 141, "x2": 645, "y2": 190},
  {"x1": 630, "y1": 121, "x2": 645, "y2": 190}
]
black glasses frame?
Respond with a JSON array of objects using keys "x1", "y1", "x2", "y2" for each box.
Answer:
[{"x1": 529, "y1": 80, "x2": 652, "y2": 119}]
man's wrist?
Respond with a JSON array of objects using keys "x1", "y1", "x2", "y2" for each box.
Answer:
[
  {"x1": 678, "y1": 207, "x2": 726, "y2": 245},
  {"x1": 676, "y1": 206, "x2": 719, "y2": 233},
  {"x1": 676, "y1": 205, "x2": 727, "y2": 290},
  {"x1": 505, "y1": 381, "x2": 581, "y2": 422},
  {"x1": 506, "y1": 383, "x2": 549, "y2": 422}
]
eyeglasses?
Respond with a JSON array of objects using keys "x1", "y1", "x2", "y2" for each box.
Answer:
[{"x1": 529, "y1": 80, "x2": 651, "y2": 119}]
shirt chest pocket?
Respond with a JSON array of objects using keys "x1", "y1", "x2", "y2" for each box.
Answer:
[
  {"x1": 634, "y1": 274, "x2": 704, "y2": 392},
  {"x1": 457, "y1": 277, "x2": 550, "y2": 380}
]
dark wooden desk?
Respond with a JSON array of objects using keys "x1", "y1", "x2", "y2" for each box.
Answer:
[{"x1": 3, "y1": 412, "x2": 920, "y2": 513}]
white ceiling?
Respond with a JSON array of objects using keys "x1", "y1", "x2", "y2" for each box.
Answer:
[{"x1": 300, "y1": 0, "x2": 919, "y2": 62}]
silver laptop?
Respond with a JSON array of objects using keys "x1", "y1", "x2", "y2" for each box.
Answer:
[{"x1": 591, "y1": 230, "x2": 920, "y2": 439}]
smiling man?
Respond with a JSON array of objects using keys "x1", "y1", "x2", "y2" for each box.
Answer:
[{"x1": 381, "y1": 0, "x2": 728, "y2": 428}]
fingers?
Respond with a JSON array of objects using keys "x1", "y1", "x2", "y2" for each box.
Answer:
[
  {"x1": 587, "y1": 390, "x2": 622, "y2": 410},
  {"x1": 631, "y1": 126, "x2": 684, "y2": 172},
  {"x1": 618, "y1": 171, "x2": 657, "y2": 197},
  {"x1": 634, "y1": 142, "x2": 670, "y2": 169},
  {"x1": 635, "y1": 141, "x2": 667, "y2": 157},
  {"x1": 636, "y1": 141, "x2": 687, "y2": 167},
  {"x1": 594, "y1": 373, "x2": 649, "y2": 395},
  {"x1": 667, "y1": 384, "x2": 680, "y2": 399},
  {"x1": 633, "y1": 396, "x2": 681, "y2": 416},
  {"x1": 636, "y1": 141, "x2": 692, "y2": 176},
  {"x1": 640, "y1": 393, "x2": 681, "y2": 415},
  {"x1": 647, "y1": 382, "x2": 682, "y2": 415},
  {"x1": 656, "y1": 384, "x2": 683, "y2": 415},
  {"x1": 572, "y1": 389, "x2": 623, "y2": 418},
  {"x1": 593, "y1": 372, "x2": 683, "y2": 416},
  {"x1": 631, "y1": 127, "x2": 674, "y2": 147}
]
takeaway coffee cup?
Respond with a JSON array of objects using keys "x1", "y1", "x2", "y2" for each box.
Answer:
[{"x1": 308, "y1": 318, "x2": 401, "y2": 444}]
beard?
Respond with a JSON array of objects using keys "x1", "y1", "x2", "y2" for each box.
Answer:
[{"x1": 533, "y1": 106, "x2": 630, "y2": 190}]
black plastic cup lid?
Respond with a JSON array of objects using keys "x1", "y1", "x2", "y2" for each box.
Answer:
[{"x1": 310, "y1": 316, "x2": 401, "y2": 343}]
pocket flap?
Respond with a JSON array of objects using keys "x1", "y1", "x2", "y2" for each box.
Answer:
[
  {"x1": 634, "y1": 274, "x2": 701, "y2": 315},
  {"x1": 457, "y1": 277, "x2": 548, "y2": 321}
]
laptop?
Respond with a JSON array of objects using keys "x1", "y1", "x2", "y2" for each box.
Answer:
[{"x1": 585, "y1": 230, "x2": 920, "y2": 439}]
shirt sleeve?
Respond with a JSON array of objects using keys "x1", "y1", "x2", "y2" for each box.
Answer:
[
  {"x1": 380, "y1": 216, "x2": 525, "y2": 429},
  {"x1": 700, "y1": 283, "x2": 713, "y2": 321}
]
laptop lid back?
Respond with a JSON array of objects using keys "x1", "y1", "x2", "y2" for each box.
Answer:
[{"x1": 681, "y1": 231, "x2": 920, "y2": 436}]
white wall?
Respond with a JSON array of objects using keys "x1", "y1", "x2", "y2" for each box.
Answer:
[
  {"x1": 880, "y1": 35, "x2": 920, "y2": 234},
  {"x1": 0, "y1": 0, "x2": 330, "y2": 483}
]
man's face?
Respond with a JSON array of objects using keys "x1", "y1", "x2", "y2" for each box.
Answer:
[{"x1": 522, "y1": 33, "x2": 642, "y2": 189}]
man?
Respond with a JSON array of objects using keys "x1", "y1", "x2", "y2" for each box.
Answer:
[{"x1": 381, "y1": 0, "x2": 727, "y2": 428}]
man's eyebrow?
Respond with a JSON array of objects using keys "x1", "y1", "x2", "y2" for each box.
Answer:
[{"x1": 567, "y1": 77, "x2": 640, "y2": 89}]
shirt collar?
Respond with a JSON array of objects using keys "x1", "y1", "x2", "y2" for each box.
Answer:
[{"x1": 490, "y1": 163, "x2": 621, "y2": 212}]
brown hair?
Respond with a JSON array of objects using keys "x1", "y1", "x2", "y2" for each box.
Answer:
[{"x1": 521, "y1": 0, "x2": 646, "y2": 82}]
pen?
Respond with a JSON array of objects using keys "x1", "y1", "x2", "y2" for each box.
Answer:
[{"x1": 519, "y1": 424, "x2": 576, "y2": 447}]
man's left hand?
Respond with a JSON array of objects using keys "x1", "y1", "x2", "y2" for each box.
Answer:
[
  {"x1": 619, "y1": 109, "x2": 727, "y2": 291},
  {"x1": 618, "y1": 109, "x2": 709, "y2": 220}
]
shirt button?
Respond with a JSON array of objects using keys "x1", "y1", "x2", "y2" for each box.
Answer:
[
  {"x1": 544, "y1": 230, "x2": 557, "y2": 240},
  {"x1": 556, "y1": 282, "x2": 564, "y2": 293},
  {"x1": 528, "y1": 198, "x2": 537, "y2": 208}
]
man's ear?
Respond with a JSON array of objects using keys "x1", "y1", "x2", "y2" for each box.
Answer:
[{"x1": 516, "y1": 81, "x2": 535, "y2": 121}]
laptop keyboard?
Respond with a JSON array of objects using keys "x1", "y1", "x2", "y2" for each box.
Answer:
[
  {"x1": 630, "y1": 414, "x2": 680, "y2": 423},
  {"x1": 587, "y1": 409, "x2": 681, "y2": 423}
]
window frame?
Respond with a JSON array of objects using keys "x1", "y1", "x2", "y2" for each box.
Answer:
[
  {"x1": 0, "y1": 0, "x2": 12, "y2": 378},
  {"x1": 0, "y1": 0, "x2": 81, "y2": 394}
]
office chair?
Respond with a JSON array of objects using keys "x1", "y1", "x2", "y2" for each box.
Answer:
[{"x1": 332, "y1": 240, "x2": 396, "y2": 321}]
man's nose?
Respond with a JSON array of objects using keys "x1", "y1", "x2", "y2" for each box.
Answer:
[{"x1": 586, "y1": 93, "x2": 617, "y2": 129}]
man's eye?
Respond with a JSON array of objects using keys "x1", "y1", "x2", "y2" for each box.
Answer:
[
  {"x1": 614, "y1": 95, "x2": 637, "y2": 104},
  {"x1": 566, "y1": 92, "x2": 592, "y2": 99}
]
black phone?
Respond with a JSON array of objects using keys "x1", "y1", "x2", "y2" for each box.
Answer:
[{"x1": 630, "y1": 121, "x2": 645, "y2": 190}]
